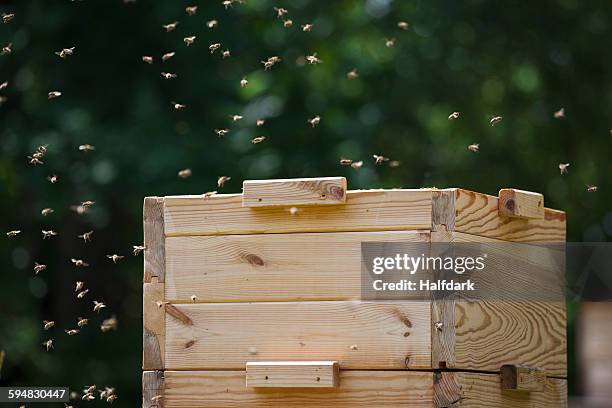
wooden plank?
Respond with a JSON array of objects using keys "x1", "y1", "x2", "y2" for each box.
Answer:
[
  {"x1": 143, "y1": 370, "x2": 164, "y2": 408},
  {"x1": 436, "y1": 372, "x2": 567, "y2": 407},
  {"x1": 163, "y1": 190, "x2": 433, "y2": 236},
  {"x1": 143, "y1": 282, "x2": 165, "y2": 370},
  {"x1": 246, "y1": 361, "x2": 339, "y2": 388},
  {"x1": 501, "y1": 365, "x2": 547, "y2": 392},
  {"x1": 165, "y1": 230, "x2": 430, "y2": 302},
  {"x1": 164, "y1": 301, "x2": 431, "y2": 370},
  {"x1": 144, "y1": 197, "x2": 165, "y2": 282},
  {"x1": 498, "y1": 188, "x2": 544, "y2": 219},
  {"x1": 243, "y1": 177, "x2": 347, "y2": 208},
  {"x1": 454, "y1": 189, "x2": 565, "y2": 242},
  {"x1": 163, "y1": 370, "x2": 434, "y2": 407}
]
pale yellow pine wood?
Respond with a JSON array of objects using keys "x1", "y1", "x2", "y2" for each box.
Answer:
[
  {"x1": 246, "y1": 361, "x2": 339, "y2": 388},
  {"x1": 243, "y1": 177, "x2": 347, "y2": 207},
  {"x1": 498, "y1": 188, "x2": 545, "y2": 219},
  {"x1": 501, "y1": 365, "x2": 547, "y2": 392}
]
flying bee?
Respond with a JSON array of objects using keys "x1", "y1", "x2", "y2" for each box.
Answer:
[
  {"x1": 43, "y1": 339, "x2": 54, "y2": 351},
  {"x1": 65, "y1": 329, "x2": 79, "y2": 336},
  {"x1": 489, "y1": 116, "x2": 503, "y2": 126},
  {"x1": 1, "y1": 43, "x2": 12, "y2": 55},
  {"x1": 222, "y1": 49, "x2": 231, "y2": 58},
  {"x1": 185, "y1": 5, "x2": 198, "y2": 15},
  {"x1": 47, "y1": 174, "x2": 58, "y2": 183},
  {"x1": 184, "y1": 36, "x2": 196, "y2": 46},
  {"x1": 171, "y1": 101, "x2": 187, "y2": 110},
  {"x1": 385, "y1": 38, "x2": 396, "y2": 48},
  {"x1": 448, "y1": 111, "x2": 460, "y2": 120},
  {"x1": 240, "y1": 77, "x2": 248, "y2": 88},
  {"x1": 79, "y1": 144, "x2": 95, "y2": 152},
  {"x1": 207, "y1": 20, "x2": 218, "y2": 29},
  {"x1": 0, "y1": 96, "x2": 5, "y2": 106},
  {"x1": 48, "y1": 91, "x2": 62, "y2": 99},
  {"x1": 43, "y1": 320, "x2": 55, "y2": 330},
  {"x1": 82, "y1": 393, "x2": 95, "y2": 401},
  {"x1": 389, "y1": 160, "x2": 401, "y2": 168},
  {"x1": 133, "y1": 245, "x2": 146, "y2": 255},
  {"x1": 553, "y1": 108, "x2": 565, "y2": 119},
  {"x1": 163, "y1": 21, "x2": 178, "y2": 32},
  {"x1": 0, "y1": 81, "x2": 8, "y2": 90},
  {"x1": 305, "y1": 53, "x2": 322, "y2": 64},
  {"x1": 161, "y1": 52, "x2": 175, "y2": 62},
  {"x1": 302, "y1": 23, "x2": 313, "y2": 32},
  {"x1": 351, "y1": 161, "x2": 363, "y2": 169},
  {"x1": 222, "y1": 0, "x2": 234, "y2": 9},
  {"x1": 42, "y1": 230, "x2": 58, "y2": 239},
  {"x1": 209, "y1": 43, "x2": 222, "y2": 54},
  {"x1": 93, "y1": 301, "x2": 106, "y2": 313},
  {"x1": 161, "y1": 72, "x2": 177, "y2": 79},
  {"x1": 151, "y1": 395, "x2": 163, "y2": 403},
  {"x1": 347, "y1": 69, "x2": 359, "y2": 80},
  {"x1": 34, "y1": 262, "x2": 47, "y2": 275},
  {"x1": 55, "y1": 47, "x2": 75, "y2": 59},
  {"x1": 587, "y1": 185, "x2": 598, "y2": 193},
  {"x1": 106, "y1": 254, "x2": 124, "y2": 264},
  {"x1": 214, "y1": 128, "x2": 229, "y2": 138},
  {"x1": 6, "y1": 230, "x2": 20, "y2": 237},
  {"x1": 77, "y1": 289, "x2": 89, "y2": 299},
  {"x1": 230, "y1": 114, "x2": 243, "y2": 122},
  {"x1": 28, "y1": 156, "x2": 43, "y2": 165},
  {"x1": 251, "y1": 136, "x2": 266, "y2": 144},
  {"x1": 467, "y1": 143, "x2": 480, "y2": 153},
  {"x1": 77, "y1": 317, "x2": 88, "y2": 327},
  {"x1": 84, "y1": 385, "x2": 96, "y2": 395},
  {"x1": 142, "y1": 56, "x2": 153, "y2": 64},
  {"x1": 256, "y1": 119, "x2": 265, "y2": 126},
  {"x1": 78, "y1": 230, "x2": 93, "y2": 242},
  {"x1": 308, "y1": 115, "x2": 321, "y2": 128},
  {"x1": 397, "y1": 21, "x2": 410, "y2": 30},
  {"x1": 261, "y1": 56, "x2": 281, "y2": 70},
  {"x1": 217, "y1": 176, "x2": 231, "y2": 188},
  {"x1": 41, "y1": 208, "x2": 54, "y2": 216},
  {"x1": 274, "y1": 7, "x2": 288, "y2": 18},
  {"x1": 559, "y1": 163, "x2": 570, "y2": 175},
  {"x1": 75, "y1": 281, "x2": 84, "y2": 292},
  {"x1": 2, "y1": 13, "x2": 15, "y2": 24},
  {"x1": 71, "y1": 259, "x2": 89, "y2": 267},
  {"x1": 339, "y1": 158, "x2": 353, "y2": 166},
  {"x1": 178, "y1": 168, "x2": 192, "y2": 179},
  {"x1": 100, "y1": 316, "x2": 118, "y2": 332},
  {"x1": 283, "y1": 19, "x2": 293, "y2": 28},
  {"x1": 373, "y1": 155, "x2": 389, "y2": 165},
  {"x1": 106, "y1": 394, "x2": 118, "y2": 403},
  {"x1": 81, "y1": 200, "x2": 95, "y2": 208}
]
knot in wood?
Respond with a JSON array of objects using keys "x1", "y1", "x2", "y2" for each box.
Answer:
[{"x1": 244, "y1": 253, "x2": 265, "y2": 266}]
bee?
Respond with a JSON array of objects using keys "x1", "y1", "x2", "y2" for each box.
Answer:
[
  {"x1": 163, "y1": 21, "x2": 178, "y2": 32},
  {"x1": 78, "y1": 230, "x2": 93, "y2": 243},
  {"x1": 274, "y1": 7, "x2": 288, "y2": 18},
  {"x1": 558, "y1": 163, "x2": 569, "y2": 175},
  {"x1": 553, "y1": 108, "x2": 565, "y2": 119},
  {"x1": 82, "y1": 393, "x2": 95, "y2": 401},
  {"x1": 75, "y1": 281, "x2": 85, "y2": 292},
  {"x1": 55, "y1": 47, "x2": 75, "y2": 59},
  {"x1": 106, "y1": 254, "x2": 124, "y2": 264},
  {"x1": 207, "y1": 20, "x2": 218, "y2": 29},
  {"x1": 171, "y1": 101, "x2": 187, "y2": 110},
  {"x1": 1, "y1": 43, "x2": 12, "y2": 55},
  {"x1": 151, "y1": 395, "x2": 163, "y2": 403},
  {"x1": 79, "y1": 144, "x2": 95, "y2": 152},
  {"x1": 28, "y1": 156, "x2": 43, "y2": 165},
  {"x1": 209, "y1": 43, "x2": 222, "y2": 54},
  {"x1": 184, "y1": 36, "x2": 196, "y2": 46},
  {"x1": 467, "y1": 143, "x2": 480, "y2": 153},
  {"x1": 100, "y1": 316, "x2": 118, "y2": 332},
  {"x1": 48, "y1": 91, "x2": 62, "y2": 99},
  {"x1": 6, "y1": 230, "x2": 20, "y2": 238},
  {"x1": 389, "y1": 160, "x2": 401, "y2": 168},
  {"x1": 43, "y1": 320, "x2": 55, "y2": 330},
  {"x1": 350, "y1": 161, "x2": 363, "y2": 169},
  {"x1": 162, "y1": 52, "x2": 175, "y2": 62},
  {"x1": 302, "y1": 23, "x2": 313, "y2": 32},
  {"x1": 42, "y1": 230, "x2": 58, "y2": 239},
  {"x1": 71, "y1": 258, "x2": 89, "y2": 267},
  {"x1": 106, "y1": 394, "x2": 118, "y2": 404},
  {"x1": 240, "y1": 77, "x2": 248, "y2": 88},
  {"x1": 347, "y1": 69, "x2": 359, "y2": 80},
  {"x1": 256, "y1": 119, "x2": 265, "y2": 126},
  {"x1": 489, "y1": 116, "x2": 503, "y2": 126},
  {"x1": 0, "y1": 81, "x2": 8, "y2": 90},
  {"x1": 161, "y1": 72, "x2": 177, "y2": 79},
  {"x1": 142, "y1": 56, "x2": 153, "y2": 64},
  {"x1": 385, "y1": 38, "x2": 396, "y2": 48},
  {"x1": 65, "y1": 329, "x2": 79, "y2": 336},
  {"x1": 251, "y1": 136, "x2": 266, "y2": 144},
  {"x1": 261, "y1": 56, "x2": 281, "y2": 70},
  {"x1": 305, "y1": 53, "x2": 322, "y2": 65},
  {"x1": 84, "y1": 385, "x2": 96, "y2": 395},
  {"x1": 587, "y1": 185, "x2": 598, "y2": 193},
  {"x1": 217, "y1": 176, "x2": 231, "y2": 188},
  {"x1": 288, "y1": 207, "x2": 299, "y2": 215},
  {"x1": 2, "y1": 13, "x2": 15, "y2": 24},
  {"x1": 77, "y1": 289, "x2": 89, "y2": 299},
  {"x1": 214, "y1": 128, "x2": 229, "y2": 137},
  {"x1": 448, "y1": 111, "x2": 460, "y2": 120},
  {"x1": 132, "y1": 245, "x2": 146, "y2": 256},
  {"x1": 397, "y1": 21, "x2": 410, "y2": 30},
  {"x1": 34, "y1": 262, "x2": 47, "y2": 275},
  {"x1": 93, "y1": 301, "x2": 106, "y2": 313},
  {"x1": 222, "y1": 49, "x2": 231, "y2": 58},
  {"x1": 230, "y1": 114, "x2": 243, "y2": 122},
  {"x1": 41, "y1": 208, "x2": 54, "y2": 216},
  {"x1": 373, "y1": 155, "x2": 389, "y2": 165},
  {"x1": 350, "y1": 344, "x2": 358, "y2": 351},
  {"x1": 307, "y1": 115, "x2": 321, "y2": 128},
  {"x1": 203, "y1": 191, "x2": 217, "y2": 198},
  {"x1": 222, "y1": 0, "x2": 235, "y2": 9},
  {"x1": 283, "y1": 19, "x2": 293, "y2": 28},
  {"x1": 77, "y1": 317, "x2": 88, "y2": 327},
  {"x1": 42, "y1": 339, "x2": 54, "y2": 351},
  {"x1": 185, "y1": 5, "x2": 198, "y2": 16},
  {"x1": 339, "y1": 158, "x2": 353, "y2": 166},
  {"x1": 47, "y1": 174, "x2": 58, "y2": 183},
  {"x1": 178, "y1": 168, "x2": 192, "y2": 179}
]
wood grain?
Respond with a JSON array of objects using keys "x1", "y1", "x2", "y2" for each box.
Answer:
[
  {"x1": 454, "y1": 189, "x2": 566, "y2": 242},
  {"x1": 163, "y1": 190, "x2": 433, "y2": 236},
  {"x1": 143, "y1": 282, "x2": 165, "y2": 370},
  {"x1": 163, "y1": 370, "x2": 434, "y2": 407},
  {"x1": 144, "y1": 197, "x2": 165, "y2": 282},
  {"x1": 165, "y1": 230, "x2": 430, "y2": 302},
  {"x1": 243, "y1": 177, "x2": 347, "y2": 208},
  {"x1": 246, "y1": 361, "x2": 339, "y2": 388},
  {"x1": 498, "y1": 189, "x2": 545, "y2": 219},
  {"x1": 164, "y1": 301, "x2": 431, "y2": 370},
  {"x1": 143, "y1": 370, "x2": 164, "y2": 408},
  {"x1": 501, "y1": 365, "x2": 547, "y2": 392}
]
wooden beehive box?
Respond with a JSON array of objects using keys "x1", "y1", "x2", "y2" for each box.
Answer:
[{"x1": 142, "y1": 177, "x2": 568, "y2": 408}]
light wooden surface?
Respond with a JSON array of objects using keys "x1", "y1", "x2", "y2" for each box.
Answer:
[
  {"x1": 143, "y1": 282, "x2": 165, "y2": 370},
  {"x1": 501, "y1": 365, "x2": 547, "y2": 392},
  {"x1": 163, "y1": 370, "x2": 434, "y2": 407},
  {"x1": 142, "y1": 370, "x2": 164, "y2": 408},
  {"x1": 165, "y1": 230, "x2": 430, "y2": 302},
  {"x1": 164, "y1": 301, "x2": 431, "y2": 370},
  {"x1": 498, "y1": 188, "x2": 545, "y2": 219},
  {"x1": 578, "y1": 302, "x2": 612, "y2": 400},
  {"x1": 243, "y1": 177, "x2": 347, "y2": 208},
  {"x1": 144, "y1": 197, "x2": 166, "y2": 282},
  {"x1": 246, "y1": 361, "x2": 339, "y2": 388},
  {"x1": 164, "y1": 190, "x2": 433, "y2": 236}
]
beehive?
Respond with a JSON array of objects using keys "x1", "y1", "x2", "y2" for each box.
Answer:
[{"x1": 142, "y1": 177, "x2": 567, "y2": 408}]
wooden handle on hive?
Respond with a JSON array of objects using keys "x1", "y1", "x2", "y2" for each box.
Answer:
[
  {"x1": 246, "y1": 361, "x2": 340, "y2": 388},
  {"x1": 242, "y1": 177, "x2": 347, "y2": 208},
  {"x1": 500, "y1": 365, "x2": 546, "y2": 392}
]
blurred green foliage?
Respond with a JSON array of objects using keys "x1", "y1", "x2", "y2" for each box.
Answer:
[{"x1": 1, "y1": 0, "x2": 611, "y2": 405}]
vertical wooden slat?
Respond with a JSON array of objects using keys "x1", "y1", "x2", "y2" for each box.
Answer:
[
  {"x1": 143, "y1": 282, "x2": 165, "y2": 370},
  {"x1": 144, "y1": 197, "x2": 165, "y2": 283},
  {"x1": 143, "y1": 370, "x2": 165, "y2": 408}
]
